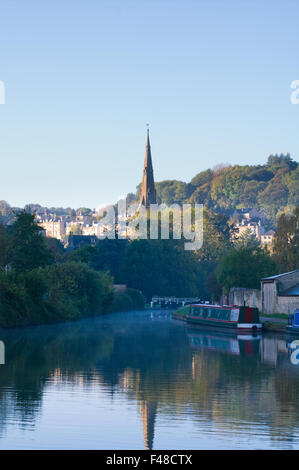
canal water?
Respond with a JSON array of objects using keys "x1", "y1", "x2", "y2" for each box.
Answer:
[{"x1": 0, "y1": 309, "x2": 299, "y2": 450}]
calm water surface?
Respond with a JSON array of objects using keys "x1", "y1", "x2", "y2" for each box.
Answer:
[{"x1": 0, "y1": 309, "x2": 299, "y2": 449}]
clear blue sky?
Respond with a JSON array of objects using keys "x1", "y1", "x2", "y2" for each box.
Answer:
[{"x1": 0, "y1": 0, "x2": 299, "y2": 209}]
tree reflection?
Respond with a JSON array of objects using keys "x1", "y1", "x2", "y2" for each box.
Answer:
[{"x1": 0, "y1": 311, "x2": 298, "y2": 448}]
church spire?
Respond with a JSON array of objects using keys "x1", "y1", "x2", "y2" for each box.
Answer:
[{"x1": 139, "y1": 127, "x2": 156, "y2": 208}]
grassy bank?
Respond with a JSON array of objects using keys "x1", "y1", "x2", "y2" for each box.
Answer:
[
  {"x1": 260, "y1": 313, "x2": 288, "y2": 320},
  {"x1": 260, "y1": 313, "x2": 288, "y2": 332},
  {"x1": 172, "y1": 305, "x2": 189, "y2": 320},
  {"x1": 262, "y1": 322, "x2": 286, "y2": 332}
]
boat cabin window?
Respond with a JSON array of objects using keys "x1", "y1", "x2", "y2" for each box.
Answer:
[{"x1": 202, "y1": 308, "x2": 208, "y2": 319}]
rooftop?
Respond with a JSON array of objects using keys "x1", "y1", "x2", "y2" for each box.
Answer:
[
  {"x1": 279, "y1": 284, "x2": 299, "y2": 296},
  {"x1": 262, "y1": 269, "x2": 299, "y2": 281}
]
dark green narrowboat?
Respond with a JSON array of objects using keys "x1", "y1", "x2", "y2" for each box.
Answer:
[{"x1": 186, "y1": 304, "x2": 262, "y2": 333}]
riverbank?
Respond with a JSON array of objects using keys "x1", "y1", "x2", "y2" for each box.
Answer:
[
  {"x1": 172, "y1": 305, "x2": 189, "y2": 320},
  {"x1": 260, "y1": 316, "x2": 287, "y2": 332},
  {"x1": 0, "y1": 264, "x2": 144, "y2": 329}
]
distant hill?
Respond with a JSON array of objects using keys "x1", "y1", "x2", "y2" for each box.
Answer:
[
  {"x1": 150, "y1": 154, "x2": 299, "y2": 223},
  {"x1": 2, "y1": 154, "x2": 298, "y2": 228}
]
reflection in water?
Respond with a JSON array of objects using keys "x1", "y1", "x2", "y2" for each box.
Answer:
[
  {"x1": 188, "y1": 329, "x2": 262, "y2": 357},
  {"x1": 140, "y1": 400, "x2": 157, "y2": 450},
  {"x1": 0, "y1": 310, "x2": 299, "y2": 449}
]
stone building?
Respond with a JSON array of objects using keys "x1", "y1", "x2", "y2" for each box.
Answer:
[
  {"x1": 232, "y1": 207, "x2": 267, "y2": 222},
  {"x1": 228, "y1": 287, "x2": 262, "y2": 311},
  {"x1": 39, "y1": 219, "x2": 65, "y2": 240},
  {"x1": 234, "y1": 219, "x2": 265, "y2": 240},
  {"x1": 227, "y1": 270, "x2": 299, "y2": 315},
  {"x1": 261, "y1": 270, "x2": 299, "y2": 315},
  {"x1": 260, "y1": 230, "x2": 275, "y2": 248}
]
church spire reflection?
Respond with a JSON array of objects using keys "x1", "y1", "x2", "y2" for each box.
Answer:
[{"x1": 139, "y1": 400, "x2": 158, "y2": 450}]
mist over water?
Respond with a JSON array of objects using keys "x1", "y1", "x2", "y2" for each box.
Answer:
[{"x1": 0, "y1": 309, "x2": 298, "y2": 449}]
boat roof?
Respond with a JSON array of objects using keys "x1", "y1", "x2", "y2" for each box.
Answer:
[{"x1": 191, "y1": 304, "x2": 235, "y2": 308}]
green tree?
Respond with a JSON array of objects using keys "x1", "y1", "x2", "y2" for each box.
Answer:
[
  {"x1": 91, "y1": 239, "x2": 128, "y2": 280},
  {"x1": 70, "y1": 223, "x2": 83, "y2": 235},
  {"x1": 43, "y1": 261, "x2": 113, "y2": 318},
  {"x1": 216, "y1": 245, "x2": 278, "y2": 291},
  {"x1": 286, "y1": 166, "x2": 299, "y2": 206},
  {"x1": 45, "y1": 237, "x2": 65, "y2": 262},
  {"x1": 155, "y1": 180, "x2": 192, "y2": 205},
  {"x1": 188, "y1": 182, "x2": 212, "y2": 207},
  {"x1": 195, "y1": 210, "x2": 232, "y2": 269},
  {"x1": 267, "y1": 153, "x2": 297, "y2": 171},
  {"x1": 272, "y1": 207, "x2": 299, "y2": 272},
  {"x1": 11, "y1": 210, "x2": 53, "y2": 273},
  {"x1": 235, "y1": 228, "x2": 260, "y2": 249},
  {"x1": 0, "y1": 223, "x2": 12, "y2": 271},
  {"x1": 190, "y1": 169, "x2": 213, "y2": 188},
  {"x1": 239, "y1": 180, "x2": 267, "y2": 208},
  {"x1": 257, "y1": 178, "x2": 288, "y2": 215},
  {"x1": 120, "y1": 239, "x2": 201, "y2": 300}
]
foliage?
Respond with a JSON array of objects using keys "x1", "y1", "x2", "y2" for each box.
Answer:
[
  {"x1": 272, "y1": 207, "x2": 299, "y2": 272},
  {"x1": 42, "y1": 262, "x2": 114, "y2": 320},
  {"x1": 155, "y1": 180, "x2": 192, "y2": 205},
  {"x1": 216, "y1": 245, "x2": 278, "y2": 291},
  {"x1": 45, "y1": 237, "x2": 65, "y2": 262},
  {"x1": 143, "y1": 154, "x2": 299, "y2": 223},
  {"x1": 285, "y1": 167, "x2": 299, "y2": 206},
  {"x1": 0, "y1": 223, "x2": 12, "y2": 271},
  {"x1": 11, "y1": 210, "x2": 53, "y2": 273},
  {"x1": 69, "y1": 223, "x2": 83, "y2": 235},
  {"x1": 0, "y1": 214, "x2": 143, "y2": 328},
  {"x1": 190, "y1": 169, "x2": 213, "y2": 188},
  {"x1": 125, "y1": 288, "x2": 145, "y2": 309},
  {"x1": 235, "y1": 228, "x2": 260, "y2": 249},
  {"x1": 107, "y1": 291, "x2": 134, "y2": 313},
  {"x1": 119, "y1": 239, "x2": 201, "y2": 300}
]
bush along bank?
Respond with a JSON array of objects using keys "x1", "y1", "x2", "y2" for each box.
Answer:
[
  {"x1": 0, "y1": 263, "x2": 144, "y2": 329},
  {"x1": 0, "y1": 211, "x2": 144, "y2": 329}
]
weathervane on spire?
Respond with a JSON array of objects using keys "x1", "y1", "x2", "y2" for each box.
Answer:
[{"x1": 146, "y1": 123, "x2": 150, "y2": 136}]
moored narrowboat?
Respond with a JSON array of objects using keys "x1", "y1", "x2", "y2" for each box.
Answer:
[
  {"x1": 186, "y1": 304, "x2": 262, "y2": 333},
  {"x1": 286, "y1": 309, "x2": 299, "y2": 335}
]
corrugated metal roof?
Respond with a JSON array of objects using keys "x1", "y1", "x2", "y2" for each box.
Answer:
[{"x1": 262, "y1": 270, "x2": 299, "y2": 281}]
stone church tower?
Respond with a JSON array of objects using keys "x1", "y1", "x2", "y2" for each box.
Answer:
[{"x1": 139, "y1": 128, "x2": 156, "y2": 208}]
